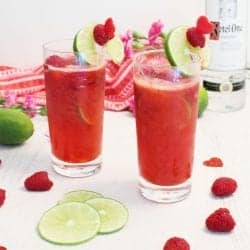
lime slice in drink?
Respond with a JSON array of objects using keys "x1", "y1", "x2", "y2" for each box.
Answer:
[
  {"x1": 77, "y1": 106, "x2": 94, "y2": 126},
  {"x1": 86, "y1": 198, "x2": 128, "y2": 234},
  {"x1": 164, "y1": 26, "x2": 203, "y2": 75},
  {"x1": 38, "y1": 202, "x2": 100, "y2": 245},
  {"x1": 58, "y1": 190, "x2": 103, "y2": 204},
  {"x1": 104, "y1": 36, "x2": 125, "y2": 64},
  {"x1": 73, "y1": 24, "x2": 98, "y2": 65}
]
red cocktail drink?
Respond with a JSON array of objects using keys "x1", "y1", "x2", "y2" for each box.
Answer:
[
  {"x1": 134, "y1": 50, "x2": 200, "y2": 203},
  {"x1": 44, "y1": 40, "x2": 105, "y2": 177}
]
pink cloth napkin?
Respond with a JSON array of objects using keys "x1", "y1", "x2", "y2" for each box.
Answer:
[{"x1": 0, "y1": 60, "x2": 134, "y2": 111}]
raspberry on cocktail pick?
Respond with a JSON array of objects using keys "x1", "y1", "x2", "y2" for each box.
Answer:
[
  {"x1": 104, "y1": 18, "x2": 115, "y2": 40},
  {"x1": 196, "y1": 16, "x2": 214, "y2": 35},
  {"x1": 93, "y1": 17, "x2": 116, "y2": 45},
  {"x1": 186, "y1": 27, "x2": 205, "y2": 48},
  {"x1": 186, "y1": 15, "x2": 214, "y2": 48},
  {"x1": 93, "y1": 24, "x2": 108, "y2": 46}
]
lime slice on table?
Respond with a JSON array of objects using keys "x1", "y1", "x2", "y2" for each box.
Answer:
[
  {"x1": 164, "y1": 26, "x2": 204, "y2": 75},
  {"x1": 104, "y1": 35, "x2": 125, "y2": 64},
  {"x1": 73, "y1": 24, "x2": 98, "y2": 65},
  {"x1": 86, "y1": 198, "x2": 129, "y2": 234},
  {"x1": 38, "y1": 202, "x2": 101, "y2": 245},
  {"x1": 58, "y1": 190, "x2": 103, "y2": 204}
]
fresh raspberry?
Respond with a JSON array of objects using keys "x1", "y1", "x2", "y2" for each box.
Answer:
[
  {"x1": 93, "y1": 24, "x2": 109, "y2": 46},
  {"x1": 212, "y1": 177, "x2": 237, "y2": 197},
  {"x1": 163, "y1": 237, "x2": 190, "y2": 250},
  {"x1": 196, "y1": 16, "x2": 214, "y2": 35},
  {"x1": 24, "y1": 171, "x2": 53, "y2": 191},
  {"x1": 203, "y1": 157, "x2": 223, "y2": 167},
  {"x1": 0, "y1": 189, "x2": 6, "y2": 207},
  {"x1": 186, "y1": 27, "x2": 205, "y2": 48},
  {"x1": 104, "y1": 18, "x2": 115, "y2": 40},
  {"x1": 0, "y1": 246, "x2": 6, "y2": 250},
  {"x1": 45, "y1": 55, "x2": 67, "y2": 67},
  {"x1": 206, "y1": 208, "x2": 236, "y2": 232}
]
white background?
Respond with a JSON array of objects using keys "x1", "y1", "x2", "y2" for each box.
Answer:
[{"x1": 0, "y1": 0, "x2": 205, "y2": 67}]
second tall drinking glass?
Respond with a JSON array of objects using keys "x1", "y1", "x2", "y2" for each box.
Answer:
[
  {"x1": 44, "y1": 39, "x2": 105, "y2": 178},
  {"x1": 133, "y1": 50, "x2": 200, "y2": 203}
]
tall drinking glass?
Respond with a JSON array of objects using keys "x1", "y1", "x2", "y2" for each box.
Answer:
[
  {"x1": 133, "y1": 50, "x2": 200, "y2": 203},
  {"x1": 43, "y1": 40, "x2": 105, "y2": 177}
]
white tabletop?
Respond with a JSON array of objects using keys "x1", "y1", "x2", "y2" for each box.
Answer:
[{"x1": 1, "y1": 88, "x2": 250, "y2": 250}]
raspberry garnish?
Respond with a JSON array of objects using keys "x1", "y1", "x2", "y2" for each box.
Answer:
[
  {"x1": 24, "y1": 171, "x2": 53, "y2": 191},
  {"x1": 186, "y1": 27, "x2": 205, "y2": 48},
  {"x1": 206, "y1": 208, "x2": 236, "y2": 232},
  {"x1": 163, "y1": 237, "x2": 190, "y2": 250},
  {"x1": 0, "y1": 189, "x2": 6, "y2": 207},
  {"x1": 45, "y1": 55, "x2": 67, "y2": 67},
  {"x1": 104, "y1": 18, "x2": 115, "y2": 40},
  {"x1": 211, "y1": 177, "x2": 237, "y2": 197},
  {"x1": 93, "y1": 18, "x2": 116, "y2": 45},
  {"x1": 93, "y1": 24, "x2": 109, "y2": 46},
  {"x1": 196, "y1": 16, "x2": 214, "y2": 35},
  {"x1": 203, "y1": 157, "x2": 223, "y2": 167},
  {"x1": 0, "y1": 246, "x2": 7, "y2": 250},
  {"x1": 186, "y1": 15, "x2": 214, "y2": 48}
]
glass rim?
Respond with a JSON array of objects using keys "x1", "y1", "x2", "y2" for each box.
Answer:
[
  {"x1": 43, "y1": 39, "x2": 75, "y2": 54},
  {"x1": 43, "y1": 39, "x2": 105, "y2": 68},
  {"x1": 43, "y1": 38, "x2": 104, "y2": 56},
  {"x1": 133, "y1": 49, "x2": 201, "y2": 75}
]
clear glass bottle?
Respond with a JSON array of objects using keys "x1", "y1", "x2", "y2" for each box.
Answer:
[
  {"x1": 203, "y1": 0, "x2": 248, "y2": 112},
  {"x1": 247, "y1": 0, "x2": 250, "y2": 77}
]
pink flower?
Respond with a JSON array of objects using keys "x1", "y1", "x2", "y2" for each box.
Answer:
[
  {"x1": 3, "y1": 90, "x2": 17, "y2": 108},
  {"x1": 148, "y1": 20, "x2": 164, "y2": 45},
  {"x1": 121, "y1": 31, "x2": 133, "y2": 59},
  {"x1": 129, "y1": 97, "x2": 135, "y2": 115},
  {"x1": 23, "y1": 95, "x2": 36, "y2": 110}
]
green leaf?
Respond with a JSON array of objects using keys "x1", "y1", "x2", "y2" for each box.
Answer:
[
  {"x1": 132, "y1": 31, "x2": 147, "y2": 40},
  {"x1": 0, "y1": 98, "x2": 4, "y2": 105},
  {"x1": 39, "y1": 106, "x2": 47, "y2": 116}
]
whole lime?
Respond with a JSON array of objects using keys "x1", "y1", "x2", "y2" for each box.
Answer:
[
  {"x1": 198, "y1": 86, "x2": 209, "y2": 117},
  {"x1": 0, "y1": 108, "x2": 34, "y2": 145}
]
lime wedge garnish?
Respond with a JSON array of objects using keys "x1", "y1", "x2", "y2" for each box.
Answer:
[
  {"x1": 86, "y1": 198, "x2": 128, "y2": 234},
  {"x1": 164, "y1": 26, "x2": 202, "y2": 75},
  {"x1": 73, "y1": 24, "x2": 98, "y2": 65},
  {"x1": 58, "y1": 190, "x2": 103, "y2": 204},
  {"x1": 38, "y1": 202, "x2": 100, "y2": 245},
  {"x1": 104, "y1": 36, "x2": 125, "y2": 64}
]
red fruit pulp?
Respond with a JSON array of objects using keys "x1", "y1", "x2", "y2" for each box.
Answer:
[
  {"x1": 44, "y1": 57, "x2": 105, "y2": 163},
  {"x1": 134, "y1": 65, "x2": 199, "y2": 186}
]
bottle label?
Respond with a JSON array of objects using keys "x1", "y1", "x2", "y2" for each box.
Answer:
[
  {"x1": 203, "y1": 80, "x2": 245, "y2": 92},
  {"x1": 206, "y1": 0, "x2": 247, "y2": 70}
]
